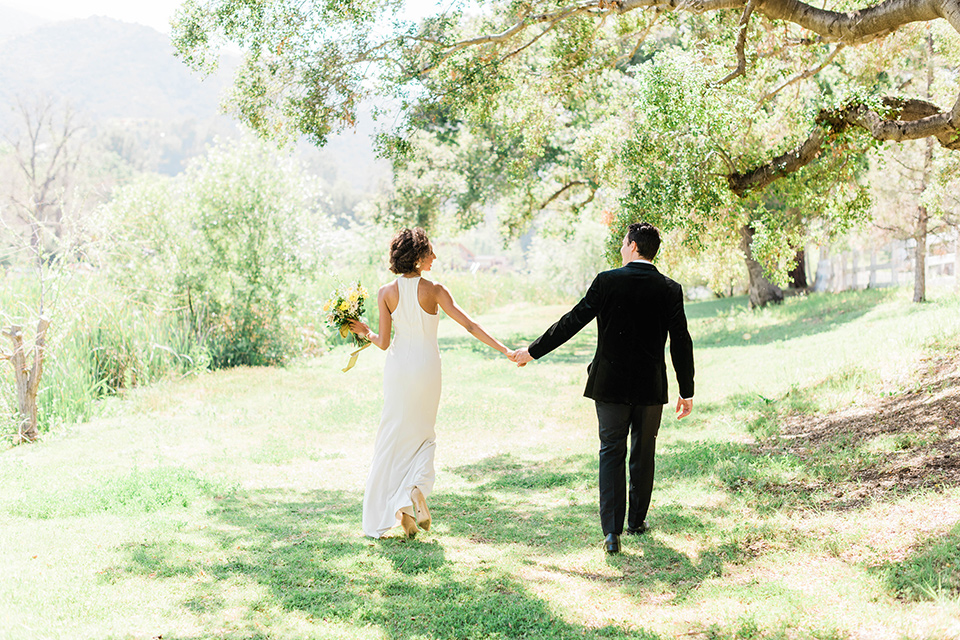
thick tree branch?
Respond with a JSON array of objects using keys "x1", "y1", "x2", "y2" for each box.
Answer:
[
  {"x1": 728, "y1": 127, "x2": 828, "y2": 194},
  {"x1": 434, "y1": 0, "x2": 959, "y2": 64},
  {"x1": 728, "y1": 92, "x2": 960, "y2": 194},
  {"x1": 716, "y1": 0, "x2": 757, "y2": 85},
  {"x1": 617, "y1": 0, "x2": 955, "y2": 43}
]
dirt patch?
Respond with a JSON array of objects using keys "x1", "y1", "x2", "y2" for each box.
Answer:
[{"x1": 775, "y1": 351, "x2": 960, "y2": 507}]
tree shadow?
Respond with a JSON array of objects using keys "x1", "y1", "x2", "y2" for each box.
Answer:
[
  {"x1": 689, "y1": 289, "x2": 893, "y2": 348},
  {"x1": 875, "y1": 521, "x2": 960, "y2": 602},
  {"x1": 111, "y1": 487, "x2": 663, "y2": 639},
  {"x1": 106, "y1": 445, "x2": 831, "y2": 638},
  {"x1": 454, "y1": 452, "x2": 596, "y2": 491}
]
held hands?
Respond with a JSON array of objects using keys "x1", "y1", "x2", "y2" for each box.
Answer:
[
  {"x1": 675, "y1": 397, "x2": 693, "y2": 420},
  {"x1": 506, "y1": 347, "x2": 534, "y2": 367}
]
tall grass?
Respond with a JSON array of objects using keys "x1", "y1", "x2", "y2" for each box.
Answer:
[{"x1": 1, "y1": 270, "x2": 208, "y2": 434}]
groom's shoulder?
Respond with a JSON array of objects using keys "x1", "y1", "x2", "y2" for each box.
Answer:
[{"x1": 601, "y1": 265, "x2": 633, "y2": 278}]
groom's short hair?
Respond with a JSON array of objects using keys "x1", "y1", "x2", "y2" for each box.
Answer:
[{"x1": 627, "y1": 222, "x2": 660, "y2": 260}]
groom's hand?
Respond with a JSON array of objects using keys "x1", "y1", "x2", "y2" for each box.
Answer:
[
  {"x1": 675, "y1": 397, "x2": 693, "y2": 419},
  {"x1": 510, "y1": 348, "x2": 534, "y2": 367}
]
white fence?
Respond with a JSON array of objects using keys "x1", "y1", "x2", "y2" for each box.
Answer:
[{"x1": 811, "y1": 230, "x2": 959, "y2": 293}]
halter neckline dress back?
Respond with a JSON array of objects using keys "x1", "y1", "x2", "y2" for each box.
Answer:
[{"x1": 362, "y1": 276, "x2": 441, "y2": 538}]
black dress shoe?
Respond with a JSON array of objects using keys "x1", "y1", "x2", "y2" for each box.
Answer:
[
  {"x1": 626, "y1": 521, "x2": 648, "y2": 535},
  {"x1": 604, "y1": 533, "x2": 620, "y2": 554}
]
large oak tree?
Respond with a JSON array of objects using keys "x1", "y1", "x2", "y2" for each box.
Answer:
[{"x1": 172, "y1": 0, "x2": 960, "y2": 305}]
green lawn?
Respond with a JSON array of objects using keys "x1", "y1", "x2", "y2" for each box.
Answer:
[{"x1": 1, "y1": 287, "x2": 959, "y2": 639}]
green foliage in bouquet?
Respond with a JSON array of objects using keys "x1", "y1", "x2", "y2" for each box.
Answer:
[{"x1": 323, "y1": 282, "x2": 369, "y2": 348}]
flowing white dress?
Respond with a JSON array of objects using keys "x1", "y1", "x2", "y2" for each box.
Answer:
[{"x1": 362, "y1": 276, "x2": 441, "y2": 538}]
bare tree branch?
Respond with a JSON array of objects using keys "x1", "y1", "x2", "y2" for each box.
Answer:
[
  {"x1": 616, "y1": 0, "x2": 956, "y2": 43},
  {"x1": 612, "y1": 9, "x2": 664, "y2": 66},
  {"x1": 420, "y1": 1, "x2": 602, "y2": 75},
  {"x1": 716, "y1": 0, "x2": 757, "y2": 85},
  {"x1": 760, "y1": 44, "x2": 846, "y2": 104},
  {"x1": 540, "y1": 180, "x2": 592, "y2": 209}
]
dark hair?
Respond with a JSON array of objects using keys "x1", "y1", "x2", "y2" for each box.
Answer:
[
  {"x1": 626, "y1": 222, "x2": 661, "y2": 260},
  {"x1": 389, "y1": 227, "x2": 432, "y2": 274}
]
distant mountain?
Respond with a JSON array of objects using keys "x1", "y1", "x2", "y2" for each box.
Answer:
[
  {"x1": 0, "y1": 15, "x2": 228, "y2": 125},
  {"x1": 0, "y1": 4, "x2": 49, "y2": 41},
  {"x1": 0, "y1": 12, "x2": 385, "y2": 187}
]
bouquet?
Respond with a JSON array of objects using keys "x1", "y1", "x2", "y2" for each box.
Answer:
[{"x1": 323, "y1": 282, "x2": 370, "y2": 371}]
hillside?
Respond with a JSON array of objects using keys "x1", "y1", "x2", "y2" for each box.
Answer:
[
  {"x1": 0, "y1": 10, "x2": 385, "y2": 186},
  {"x1": 0, "y1": 4, "x2": 48, "y2": 41},
  {"x1": 0, "y1": 15, "x2": 227, "y2": 125}
]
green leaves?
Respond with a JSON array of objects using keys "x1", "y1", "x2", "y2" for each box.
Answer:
[
  {"x1": 105, "y1": 136, "x2": 326, "y2": 367},
  {"x1": 616, "y1": 50, "x2": 743, "y2": 262}
]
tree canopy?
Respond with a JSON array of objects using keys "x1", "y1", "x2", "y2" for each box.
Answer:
[
  {"x1": 172, "y1": 0, "x2": 960, "y2": 298},
  {"x1": 172, "y1": 0, "x2": 960, "y2": 157}
]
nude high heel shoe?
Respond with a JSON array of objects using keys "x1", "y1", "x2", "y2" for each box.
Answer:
[
  {"x1": 411, "y1": 486, "x2": 431, "y2": 531},
  {"x1": 400, "y1": 512, "x2": 418, "y2": 538}
]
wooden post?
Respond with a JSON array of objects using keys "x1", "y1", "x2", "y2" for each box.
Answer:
[
  {"x1": 891, "y1": 242, "x2": 901, "y2": 287},
  {"x1": 814, "y1": 245, "x2": 832, "y2": 292},
  {"x1": 2, "y1": 316, "x2": 51, "y2": 444},
  {"x1": 868, "y1": 250, "x2": 878, "y2": 288},
  {"x1": 955, "y1": 228, "x2": 960, "y2": 293}
]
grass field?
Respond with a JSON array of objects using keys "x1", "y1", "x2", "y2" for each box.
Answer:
[{"x1": 1, "y1": 286, "x2": 959, "y2": 639}]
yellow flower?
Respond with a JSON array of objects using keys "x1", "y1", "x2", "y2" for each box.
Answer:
[
  {"x1": 349, "y1": 292, "x2": 359, "y2": 303},
  {"x1": 339, "y1": 301, "x2": 349, "y2": 311},
  {"x1": 359, "y1": 286, "x2": 368, "y2": 297},
  {"x1": 322, "y1": 301, "x2": 331, "y2": 312}
]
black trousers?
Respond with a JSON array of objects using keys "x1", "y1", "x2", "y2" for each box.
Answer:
[{"x1": 595, "y1": 401, "x2": 663, "y2": 535}]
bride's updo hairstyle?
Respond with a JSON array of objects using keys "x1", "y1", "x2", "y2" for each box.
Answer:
[{"x1": 389, "y1": 227, "x2": 432, "y2": 275}]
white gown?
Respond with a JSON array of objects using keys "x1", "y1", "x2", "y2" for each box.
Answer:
[{"x1": 362, "y1": 276, "x2": 441, "y2": 538}]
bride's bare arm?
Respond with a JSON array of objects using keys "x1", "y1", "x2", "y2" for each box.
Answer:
[
  {"x1": 348, "y1": 285, "x2": 393, "y2": 350},
  {"x1": 435, "y1": 284, "x2": 509, "y2": 354}
]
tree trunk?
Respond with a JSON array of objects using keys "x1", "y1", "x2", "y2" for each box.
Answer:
[
  {"x1": 788, "y1": 248, "x2": 808, "y2": 289},
  {"x1": 3, "y1": 317, "x2": 50, "y2": 444},
  {"x1": 914, "y1": 205, "x2": 929, "y2": 303},
  {"x1": 914, "y1": 29, "x2": 935, "y2": 304},
  {"x1": 739, "y1": 225, "x2": 784, "y2": 308},
  {"x1": 955, "y1": 226, "x2": 960, "y2": 293}
]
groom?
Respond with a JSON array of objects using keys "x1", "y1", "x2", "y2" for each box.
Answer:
[{"x1": 510, "y1": 222, "x2": 694, "y2": 554}]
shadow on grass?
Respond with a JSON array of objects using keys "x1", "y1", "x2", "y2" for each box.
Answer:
[
  {"x1": 116, "y1": 488, "x2": 661, "y2": 639},
  {"x1": 876, "y1": 521, "x2": 960, "y2": 602},
  {"x1": 106, "y1": 448, "x2": 828, "y2": 638},
  {"x1": 454, "y1": 452, "x2": 596, "y2": 491},
  {"x1": 689, "y1": 289, "x2": 894, "y2": 348}
]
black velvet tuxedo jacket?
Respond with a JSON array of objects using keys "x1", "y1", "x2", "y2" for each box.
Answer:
[{"x1": 528, "y1": 261, "x2": 695, "y2": 405}]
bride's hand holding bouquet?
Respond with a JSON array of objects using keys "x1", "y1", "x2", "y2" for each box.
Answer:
[
  {"x1": 323, "y1": 282, "x2": 369, "y2": 345},
  {"x1": 322, "y1": 282, "x2": 371, "y2": 371}
]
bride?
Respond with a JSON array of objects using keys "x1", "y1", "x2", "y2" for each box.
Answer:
[{"x1": 348, "y1": 228, "x2": 513, "y2": 538}]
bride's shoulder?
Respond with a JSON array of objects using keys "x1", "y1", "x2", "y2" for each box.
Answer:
[
  {"x1": 379, "y1": 280, "x2": 399, "y2": 299},
  {"x1": 419, "y1": 277, "x2": 447, "y2": 298}
]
